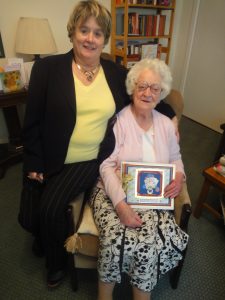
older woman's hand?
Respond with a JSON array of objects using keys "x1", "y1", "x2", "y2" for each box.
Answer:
[
  {"x1": 164, "y1": 171, "x2": 184, "y2": 199},
  {"x1": 115, "y1": 201, "x2": 142, "y2": 228}
]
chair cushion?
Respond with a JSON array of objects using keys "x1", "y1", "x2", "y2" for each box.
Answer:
[
  {"x1": 77, "y1": 203, "x2": 98, "y2": 236},
  {"x1": 66, "y1": 195, "x2": 99, "y2": 258},
  {"x1": 75, "y1": 202, "x2": 99, "y2": 257}
]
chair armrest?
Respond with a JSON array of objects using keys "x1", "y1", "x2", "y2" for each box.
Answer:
[
  {"x1": 179, "y1": 203, "x2": 192, "y2": 231},
  {"x1": 174, "y1": 182, "x2": 192, "y2": 231},
  {"x1": 164, "y1": 89, "x2": 184, "y2": 122}
]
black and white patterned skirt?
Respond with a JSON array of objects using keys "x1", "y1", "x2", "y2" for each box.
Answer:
[{"x1": 90, "y1": 187, "x2": 189, "y2": 292}]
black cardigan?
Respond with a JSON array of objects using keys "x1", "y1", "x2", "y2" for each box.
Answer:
[{"x1": 23, "y1": 50, "x2": 130, "y2": 176}]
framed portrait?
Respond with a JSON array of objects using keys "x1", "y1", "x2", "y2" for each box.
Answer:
[
  {"x1": 0, "y1": 33, "x2": 5, "y2": 58},
  {"x1": 121, "y1": 161, "x2": 175, "y2": 210}
]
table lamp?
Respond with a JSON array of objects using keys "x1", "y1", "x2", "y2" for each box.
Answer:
[{"x1": 15, "y1": 17, "x2": 57, "y2": 61}]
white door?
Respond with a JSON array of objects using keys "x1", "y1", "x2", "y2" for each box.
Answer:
[{"x1": 183, "y1": 0, "x2": 225, "y2": 133}]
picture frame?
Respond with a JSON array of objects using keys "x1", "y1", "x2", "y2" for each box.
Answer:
[
  {"x1": 0, "y1": 33, "x2": 5, "y2": 58},
  {"x1": 0, "y1": 70, "x2": 23, "y2": 93},
  {"x1": 121, "y1": 161, "x2": 175, "y2": 210}
]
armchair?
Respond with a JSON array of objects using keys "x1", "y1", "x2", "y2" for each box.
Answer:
[{"x1": 66, "y1": 89, "x2": 192, "y2": 291}]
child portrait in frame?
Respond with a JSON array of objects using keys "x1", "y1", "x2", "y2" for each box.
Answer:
[{"x1": 0, "y1": 33, "x2": 5, "y2": 58}]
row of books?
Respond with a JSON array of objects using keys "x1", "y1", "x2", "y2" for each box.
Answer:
[
  {"x1": 117, "y1": 42, "x2": 162, "y2": 68},
  {"x1": 128, "y1": 13, "x2": 166, "y2": 36},
  {"x1": 116, "y1": 0, "x2": 172, "y2": 6}
]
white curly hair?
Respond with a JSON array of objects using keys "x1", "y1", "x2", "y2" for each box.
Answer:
[{"x1": 125, "y1": 58, "x2": 172, "y2": 100}]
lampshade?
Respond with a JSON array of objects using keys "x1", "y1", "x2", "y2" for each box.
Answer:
[{"x1": 15, "y1": 17, "x2": 57, "y2": 58}]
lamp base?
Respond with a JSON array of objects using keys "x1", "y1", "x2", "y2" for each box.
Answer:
[{"x1": 34, "y1": 54, "x2": 41, "y2": 61}]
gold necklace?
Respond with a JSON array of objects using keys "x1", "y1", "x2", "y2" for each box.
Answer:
[{"x1": 75, "y1": 62, "x2": 100, "y2": 82}]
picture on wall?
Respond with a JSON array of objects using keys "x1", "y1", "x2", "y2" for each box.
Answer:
[{"x1": 0, "y1": 33, "x2": 5, "y2": 58}]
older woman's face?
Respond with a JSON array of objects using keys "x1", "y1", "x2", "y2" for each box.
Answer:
[
  {"x1": 133, "y1": 69, "x2": 162, "y2": 112},
  {"x1": 72, "y1": 16, "x2": 105, "y2": 64}
]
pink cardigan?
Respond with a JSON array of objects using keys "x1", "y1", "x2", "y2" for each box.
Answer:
[{"x1": 98, "y1": 105, "x2": 185, "y2": 207}]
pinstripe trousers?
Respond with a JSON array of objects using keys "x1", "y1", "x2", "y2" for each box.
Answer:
[{"x1": 39, "y1": 159, "x2": 99, "y2": 272}]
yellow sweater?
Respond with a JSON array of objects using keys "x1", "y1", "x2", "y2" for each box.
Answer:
[{"x1": 65, "y1": 67, "x2": 115, "y2": 163}]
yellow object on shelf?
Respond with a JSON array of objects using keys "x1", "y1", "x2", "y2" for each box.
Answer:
[{"x1": 0, "y1": 70, "x2": 23, "y2": 93}]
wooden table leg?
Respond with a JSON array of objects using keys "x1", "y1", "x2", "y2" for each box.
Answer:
[{"x1": 194, "y1": 178, "x2": 211, "y2": 218}]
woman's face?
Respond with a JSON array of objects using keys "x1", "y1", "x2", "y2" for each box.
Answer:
[
  {"x1": 72, "y1": 16, "x2": 105, "y2": 64},
  {"x1": 133, "y1": 69, "x2": 162, "y2": 112}
]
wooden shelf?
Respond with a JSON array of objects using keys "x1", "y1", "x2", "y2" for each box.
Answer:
[{"x1": 111, "y1": 0, "x2": 176, "y2": 67}]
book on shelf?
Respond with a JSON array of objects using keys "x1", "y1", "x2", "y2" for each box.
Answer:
[
  {"x1": 128, "y1": 12, "x2": 139, "y2": 35},
  {"x1": 141, "y1": 43, "x2": 158, "y2": 59},
  {"x1": 126, "y1": 13, "x2": 166, "y2": 37},
  {"x1": 126, "y1": 40, "x2": 143, "y2": 55},
  {"x1": 158, "y1": 15, "x2": 166, "y2": 35},
  {"x1": 127, "y1": 54, "x2": 141, "y2": 60},
  {"x1": 116, "y1": 42, "x2": 162, "y2": 64},
  {"x1": 129, "y1": 0, "x2": 136, "y2": 3},
  {"x1": 121, "y1": 161, "x2": 175, "y2": 210},
  {"x1": 157, "y1": 0, "x2": 172, "y2": 6},
  {"x1": 116, "y1": 0, "x2": 124, "y2": 4}
]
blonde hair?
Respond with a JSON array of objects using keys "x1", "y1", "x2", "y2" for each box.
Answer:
[
  {"x1": 67, "y1": 0, "x2": 111, "y2": 45},
  {"x1": 126, "y1": 58, "x2": 172, "y2": 100}
]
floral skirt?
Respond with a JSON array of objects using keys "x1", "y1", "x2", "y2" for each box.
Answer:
[{"x1": 90, "y1": 187, "x2": 189, "y2": 292}]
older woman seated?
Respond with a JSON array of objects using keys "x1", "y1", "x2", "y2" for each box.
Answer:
[{"x1": 90, "y1": 58, "x2": 189, "y2": 300}]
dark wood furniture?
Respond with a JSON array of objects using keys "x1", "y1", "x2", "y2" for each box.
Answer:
[
  {"x1": 194, "y1": 166, "x2": 225, "y2": 219},
  {"x1": 0, "y1": 89, "x2": 27, "y2": 179},
  {"x1": 194, "y1": 123, "x2": 225, "y2": 219}
]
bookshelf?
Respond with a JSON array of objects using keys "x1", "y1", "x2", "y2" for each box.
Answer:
[{"x1": 111, "y1": 0, "x2": 176, "y2": 67}]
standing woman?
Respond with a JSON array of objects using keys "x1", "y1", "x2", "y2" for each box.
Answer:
[{"x1": 22, "y1": 0, "x2": 129, "y2": 288}]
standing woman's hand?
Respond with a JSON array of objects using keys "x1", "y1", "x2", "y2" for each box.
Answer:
[
  {"x1": 164, "y1": 171, "x2": 184, "y2": 199},
  {"x1": 115, "y1": 200, "x2": 142, "y2": 228},
  {"x1": 27, "y1": 172, "x2": 44, "y2": 183}
]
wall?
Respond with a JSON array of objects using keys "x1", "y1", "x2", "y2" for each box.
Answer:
[{"x1": 181, "y1": 0, "x2": 225, "y2": 133}]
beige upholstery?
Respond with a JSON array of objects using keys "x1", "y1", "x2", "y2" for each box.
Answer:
[
  {"x1": 66, "y1": 89, "x2": 191, "y2": 270},
  {"x1": 164, "y1": 89, "x2": 184, "y2": 122}
]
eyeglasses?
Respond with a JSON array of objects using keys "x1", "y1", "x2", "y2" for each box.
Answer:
[{"x1": 136, "y1": 81, "x2": 162, "y2": 95}]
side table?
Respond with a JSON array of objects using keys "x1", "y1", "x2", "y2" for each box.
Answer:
[
  {"x1": 194, "y1": 166, "x2": 225, "y2": 219},
  {"x1": 0, "y1": 89, "x2": 27, "y2": 179}
]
